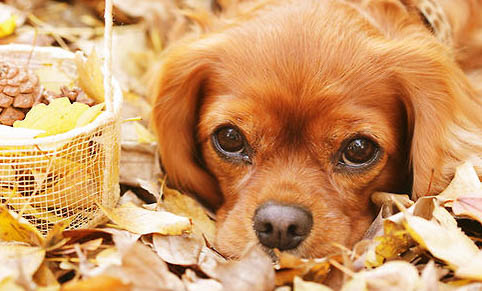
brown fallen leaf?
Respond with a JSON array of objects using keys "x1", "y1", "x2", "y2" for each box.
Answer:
[
  {"x1": 152, "y1": 234, "x2": 203, "y2": 266},
  {"x1": 100, "y1": 234, "x2": 185, "y2": 291},
  {"x1": 99, "y1": 202, "x2": 192, "y2": 235},
  {"x1": 210, "y1": 245, "x2": 275, "y2": 291}
]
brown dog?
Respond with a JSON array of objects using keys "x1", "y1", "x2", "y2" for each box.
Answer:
[{"x1": 152, "y1": 0, "x2": 482, "y2": 259}]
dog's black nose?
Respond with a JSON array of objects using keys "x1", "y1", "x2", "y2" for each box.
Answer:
[{"x1": 253, "y1": 202, "x2": 313, "y2": 251}]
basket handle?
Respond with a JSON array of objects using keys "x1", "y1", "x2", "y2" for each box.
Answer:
[{"x1": 103, "y1": 0, "x2": 114, "y2": 113}]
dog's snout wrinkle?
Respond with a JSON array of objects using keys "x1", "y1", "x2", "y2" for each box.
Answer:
[{"x1": 253, "y1": 202, "x2": 313, "y2": 251}]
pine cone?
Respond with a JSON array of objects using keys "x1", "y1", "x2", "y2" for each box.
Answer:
[
  {"x1": 0, "y1": 63, "x2": 42, "y2": 126},
  {"x1": 40, "y1": 86, "x2": 96, "y2": 106},
  {"x1": 0, "y1": 62, "x2": 97, "y2": 126}
]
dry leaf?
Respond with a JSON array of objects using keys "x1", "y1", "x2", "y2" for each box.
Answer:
[
  {"x1": 437, "y1": 162, "x2": 481, "y2": 203},
  {"x1": 99, "y1": 202, "x2": 192, "y2": 235},
  {"x1": 371, "y1": 220, "x2": 412, "y2": 265},
  {"x1": 13, "y1": 98, "x2": 104, "y2": 137},
  {"x1": 0, "y1": 3, "x2": 24, "y2": 38},
  {"x1": 210, "y1": 246, "x2": 275, "y2": 291},
  {"x1": 342, "y1": 261, "x2": 419, "y2": 291},
  {"x1": 152, "y1": 234, "x2": 203, "y2": 266},
  {"x1": 196, "y1": 245, "x2": 227, "y2": 278},
  {"x1": 133, "y1": 121, "x2": 156, "y2": 144},
  {"x1": 75, "y1": 50, "x2": 104, "y2": 103},
  {"x1": 294, "y1": 276, "x2": 333, "y2": 291},
  {"x1": 33, "y1": 262, "x2": 60, "y2": 288},
  {"x1": 100, "y1": 235, "x2": 185, "y2": 291},
  {"x1": 0, "y1": 242, "x2": 46, "y2": 282},
  {"x1": 455, "y1": 251, "x2": 482, "y2": 281},
  {"x1": 452, "y1": 195, "x2": 482, "y2": 224},
  {"x1": 0, "y1": 205, "x2": 43, "y2": 245},
  {"x1": 403, "y1": 210, "x2": 479, "y2": 275},
  {"x1": 162, "y1": 186, "x2": 216, "y2": 242},
  {"x1": 182, "y1": 269, "x2": 223, "y2": 291},
  {"x1": 61, "y1": 275, "x2": 131, "y2": 291}
]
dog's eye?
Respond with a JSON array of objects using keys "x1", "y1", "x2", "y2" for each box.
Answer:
[
  {"x1": 340, "y1": 137, "x2": 378, "y2": 167},
  {"x1": 213, "y1": 126, "x2": 245, "y2": 153}
]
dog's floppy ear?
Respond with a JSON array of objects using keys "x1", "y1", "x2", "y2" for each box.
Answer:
[
  {"x1": 152, "y1": 39, "x2": 223, "y2": 209},
  {"x1": 392, "y1": 44, "x2": 482, "y2": 199}
]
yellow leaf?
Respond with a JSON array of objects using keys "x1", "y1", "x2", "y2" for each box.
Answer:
[
  {"x1": 0, "y1": 15, "x2": 16, "y2": 38},
  {"x1": 0, "y1": 205, "x2": 43, "y2": 245},
  {"x1": 13, "y1": 98, "x2": 96, "y2": 137},
  {"x1": 75, "y1": 103, "x2": 104, "y2": 128},
  {"x1": 61, "y1": 275, "x2": 131, "y2": 291},
  {"x1": 75, "y1": 50, "x2": 105, "y2": 103},
  {"x1": 373, "y1": 220, "x2": 412, "y2": 263},
  {"x1": 99, "y1": 202, "x2": 192, "y2": 235}
]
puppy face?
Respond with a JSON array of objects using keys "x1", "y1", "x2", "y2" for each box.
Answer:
[
  {"x1": 153, "y1": 0, "x2": 481, "y2": 259},
  {"x1": 198, "y1": 76, "x2": 408, "y2": 257}
]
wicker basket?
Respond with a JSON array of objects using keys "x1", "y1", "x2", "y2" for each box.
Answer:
[{"x1": 0, "y1": 44, "x2": 122, "y2": 234}]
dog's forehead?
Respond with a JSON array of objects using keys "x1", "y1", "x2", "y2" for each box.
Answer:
[{"x1": 213, "y1": 1, "x2": 390, "y2": 105}]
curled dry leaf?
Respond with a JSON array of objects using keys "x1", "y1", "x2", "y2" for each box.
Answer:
[{"x1": 99, "y1": 202, "x2": 192, "y2": 235}]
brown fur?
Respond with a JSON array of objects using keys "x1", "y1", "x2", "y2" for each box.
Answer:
[{"x1": 152, "y1": 0, "x2": 482, "y2": 258}]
